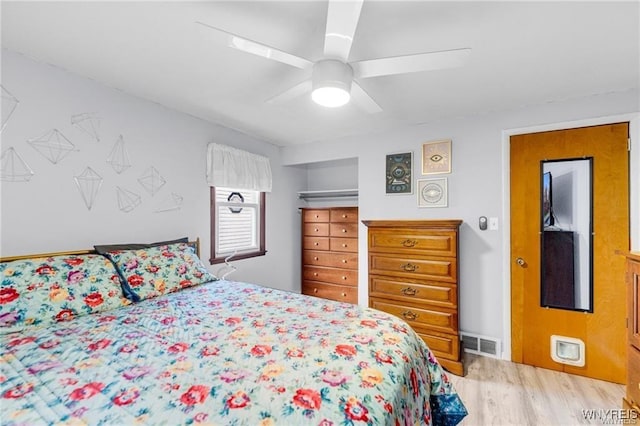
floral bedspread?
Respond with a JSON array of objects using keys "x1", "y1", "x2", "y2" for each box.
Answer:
[{"x1": 0, "y1": 280, "x2": 466, "y2": 425}]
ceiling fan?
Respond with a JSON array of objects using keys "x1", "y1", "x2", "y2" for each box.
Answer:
[{"x1": 196, "y1": 0, "x2": 470, "y2": 113}]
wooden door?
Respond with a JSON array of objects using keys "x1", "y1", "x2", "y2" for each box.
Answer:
[{"x1": 511, "y1": 123, "x2": 629, "y2": 383}]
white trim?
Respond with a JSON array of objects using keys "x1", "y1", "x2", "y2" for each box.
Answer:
[{"x1": 501, "y1": 112, "x2": 640, "y2": 361}]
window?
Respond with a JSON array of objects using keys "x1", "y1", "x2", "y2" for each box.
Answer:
[{"x1": 210, "y1": 187, "x2": 266, "y2": 264}]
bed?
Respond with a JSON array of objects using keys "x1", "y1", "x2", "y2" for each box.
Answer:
[{"x1": 0, "y1": 241, "x2": 466, "y2": 425}]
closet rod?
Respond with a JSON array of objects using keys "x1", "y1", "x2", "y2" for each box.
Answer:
[{"x1": 297, "y1": 189, "x2": 359, "y2": 200}]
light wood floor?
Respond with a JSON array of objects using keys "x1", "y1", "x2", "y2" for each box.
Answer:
[{"x1": 448, "y1": 354, "x2": 625, "y2": 426}]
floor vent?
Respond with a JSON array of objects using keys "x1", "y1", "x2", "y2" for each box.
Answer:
[{"x1": 460, "y1": 332, "x2": 501, "y2": 358}]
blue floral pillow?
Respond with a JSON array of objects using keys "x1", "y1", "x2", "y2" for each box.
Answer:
[
  {"x1": 105, "y1": 243, "x2": 217, "y2": 302},
  {"x1": 0, "y1": 255, "x2": 131, "y2": 334}
]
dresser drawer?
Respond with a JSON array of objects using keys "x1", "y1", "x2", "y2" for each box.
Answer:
[
  {"x1": 330, "y1": 237, "x2": 358, "y2": 253},
  {"x1": 369, "y1": 229, "x2": 457, "y2": 257},
  {"x1": 629, "y1": 345, "x2": 640, "y2": 407},
  {"x1": 303, "y1": 250, "x2": 358, "y2": 269},
  {"x1": 330, "y1": 208, "x2": 358, "y2": 223},
  {"x1": 370, "y1": 298, "x2": 457, "y2": 334},
  {"x1": 303, "y1": 266, "x2": 357, "y2": 286},
  {"x1": 304, "y1": 223, "x2": 329, "y2": 237},
  {"x1": 302, "y1": 281, "x2": 357, "y2": 304},
  {"x1": 303, "y1": 209, "x2": 330, "y2": 223},
  {"x1": 330, "y1": 223, "x2": 358, "y2": 238},
  {"x1": 303, "y1": 236, "x2": 329, "y2": 250},
  {"x1": 369, "y1": 276, "x2": 457, "y2": 309},
  {"x1": 369, "y1": 254, "x2": 457, "y2": 283},
  {"x1": 413, "y1": 327, "x2": 460, "y2": 361}
]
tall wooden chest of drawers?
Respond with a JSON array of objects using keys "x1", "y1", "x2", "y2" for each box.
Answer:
[
  {"x1": 301, "y1": 207, "x2": 358, "y2": 304},
  {"x1": 623, "y1": 252, "x2": 640, "y2": 415},
  {"x1": 363, "y1": 219, "x2": 463, "y2": 376}
]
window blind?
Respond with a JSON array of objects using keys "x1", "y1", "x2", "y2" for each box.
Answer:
[{"x1": 215, "y1": 188, "x2": 260, "y2": 256}]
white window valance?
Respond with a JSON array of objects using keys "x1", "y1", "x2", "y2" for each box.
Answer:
[{"x1": 206, "y1": 143, "x2": 272, "y2": 192}]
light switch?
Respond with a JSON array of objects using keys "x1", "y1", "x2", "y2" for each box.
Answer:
[{"x1": 489, "y1": 217, "x2": 499, "y2": 230}]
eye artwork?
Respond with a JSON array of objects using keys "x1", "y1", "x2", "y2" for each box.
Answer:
[
  {"x1": 385, "y1": 152, "x2": 413, "y2": 195},
  {"x1": 421, "y1": 182, "x2": 443, "y2": 203},
  {"x1": 417, "y1": 178, "x2": 448, "y2": 208},
  {"x1": 422, "y1": 139, "x2": 451, "y2": 175}
]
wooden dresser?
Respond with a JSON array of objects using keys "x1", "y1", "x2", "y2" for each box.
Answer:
[
  {"x1": 301, "y1": 207, "x2": 358, "y2": 304},
  {"x1": 363, "y1": 219, "x2": 463, "y2": 376},
  {"x1": 623, "y1": 252, "x2": 640, "y2": 415}
]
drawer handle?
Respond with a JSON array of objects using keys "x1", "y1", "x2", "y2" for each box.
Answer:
[
  {"x1": 401, "y1": 287, "x2": 417, "y2": 296},
  {"x1": 402, "y1": 310, "x2": 418, "y2": 321},
  {"x1": 402, "y1": 239, "x2": 417, "y2": 247},
  {"x1": 314, "y1": 242, "x2": 319, "y2": 246},
  {"x1": 401, "y1": 263, "x2": 418, "y2": 272},
  {"x1": 341, "y1": 292, "x2": 347, "y2": 297},
  {"x1": 342, "y1": 214, "x2": 347, "y2": 218},
  {"x1": 342, "y1": 259, "x2": 347, "y2": 263},
  {"x1": 342, "y1": 243, "x2": 348, "y2": 248},
  {"x1": 341, "y1": 229, "x2": 347, "y2": 233},
  {"x1": 314, "y1": 228, "x2": 319, "y2": 232},
  {"x1": 313, "y1": 273, "x2": 318, "y2": 277},
  {"x1": 315, "y1": 215, "x2": 319, "y2": 218},
  {"x1": 342, "y1": 276, "x2": 347, "y2": 280},
  {"x1": 314, "y1": 256, "x2": 319, "y2": 261},
  {"x1": 314, "y1": 288, "x2": 318, "y2": 293}
]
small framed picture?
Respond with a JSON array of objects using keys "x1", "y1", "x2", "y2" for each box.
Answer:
[
  {"x1": 422, "y1": 139, "x2": 451, "y2": 174},
  {"x1": 385, "y1": 152, "x2": 413, "y2": 195},
  {"x1": 417, "y1": 178, "x2": 448, "y2": 208}
]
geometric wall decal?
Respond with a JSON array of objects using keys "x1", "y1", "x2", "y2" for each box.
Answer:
[
  {"x1": 138, "y1": 166, "x2": 165, "y2": 196},
  {"x1": 106, "y1": 135, "x2": 131, "y2": 174},
  {"x1": 71, "y1": 112, "x2": 101, "y2": 142},
  {"x1": 0, "y1": 147, "x2": 34, "y2": 182},
  {"x1": 27, "y1": 129, "x2": 76, "y2": 164},
  {"x1": 155, "y1": 192, "x2": 183, "y2": 213},
  {"x1": 74, "y1": 167, "x2": 103, "y2": 210},
  {"x1": 1, "y1": 85, "x2": 19, "y2": 134},
  {"x1": 116, "y1": 186, "x2": 141, "y2": 213}
]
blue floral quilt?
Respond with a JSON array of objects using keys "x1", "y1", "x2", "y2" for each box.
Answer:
[{"x1": 0, "y1": 280, "x2": 467, "y2": 425}]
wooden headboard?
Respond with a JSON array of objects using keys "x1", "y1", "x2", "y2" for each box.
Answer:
[{"x1": 0, "y1": 238, "x2": 201, "y2": 262}]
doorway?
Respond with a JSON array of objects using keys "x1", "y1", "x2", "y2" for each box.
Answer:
[{"x1": 510, "y1": 122, "x2": 629, "y2": 383}]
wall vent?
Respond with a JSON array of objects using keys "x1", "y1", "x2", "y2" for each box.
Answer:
[{"x1": 460, "y1": 332, "x2": 501, "y2": 358}]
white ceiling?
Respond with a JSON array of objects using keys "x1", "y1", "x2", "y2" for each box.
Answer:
[{"x1": 2, "y1": 1, "x2": 638, "y2": 147}]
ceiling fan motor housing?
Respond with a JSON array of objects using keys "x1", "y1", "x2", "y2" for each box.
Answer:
[{"x1": 312, "y1": 59, "x2": 353, "y2": 92}]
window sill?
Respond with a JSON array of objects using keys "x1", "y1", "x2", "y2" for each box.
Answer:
[{"x1": 209, "y1": 250, "x2": 266, "y2": 265}]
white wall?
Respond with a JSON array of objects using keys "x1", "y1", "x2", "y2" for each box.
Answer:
[
  {"x1": 281, "y1": 89, "x2": 640, "y2": 356},
  {"x1": 306, "y1": 158, "x2": 358, "y2": 192},
  {"x1": 295, "y1": 157, "x2": 359, "y2": 209},
  {"x1": 0, "y1": 49, "x2": 307, "y2": 292}
]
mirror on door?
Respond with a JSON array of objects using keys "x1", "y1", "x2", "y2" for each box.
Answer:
[{"x1": 540, "y1": 158, "x2": 593, "y2": 312}]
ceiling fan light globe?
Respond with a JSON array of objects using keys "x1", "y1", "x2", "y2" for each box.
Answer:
[
  {"x1": 312, "y1": 86, "x2": 350, "y2": 107},
  {"x1": 311, "y1": 59, "x2": 353, "y2": 108}
]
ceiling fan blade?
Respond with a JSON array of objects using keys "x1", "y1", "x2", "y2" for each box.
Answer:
[
  {"x1": 196, "y1": 21, "x2": 312, "y2": 70},
  {"x1": 350, "y1": 81, "x2": 382, "y2": 114},
  {"x1": 266, "y1": 80, "x2": 313, "y2": 104},
  {"x1": 323, "y1": 0, "x2": 364, "y2": 62},
  {"x1": 352, "y1": 48, "x2": 471, "y2": 79}
]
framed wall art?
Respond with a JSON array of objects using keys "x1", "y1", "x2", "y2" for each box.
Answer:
[
  {"x1": 417, "y1": 178, "x2": 448, "y2": 208},
  {"x1": 385, "y1": 152, "x2": 413, "y2": 194},
  {"x1": 422, "y1": 139, "x2": 451, "y2": 174}
]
